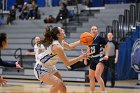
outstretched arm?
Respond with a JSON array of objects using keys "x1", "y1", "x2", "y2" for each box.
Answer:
[
  {"x1": 0, "y1": 58, "x2": 21, "y2": 68},
  {"x1": 0, "y1": 58, "x2": 16, "y2": 67},
  {"x1": 52, "y1": 44, "x2": 87, "y2": 66},
  {"x1": 63, "y1": 40, "x2": 80, "y2": 50}
]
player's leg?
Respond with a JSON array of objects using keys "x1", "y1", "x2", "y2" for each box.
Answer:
[
  {"x1": 102, "y1": 66, "x2": 108, "y2": 87},
  {"x1": 53, "y1": 71, "x2": 63, "y2": 80},
  {"x1": 39, "y1": 73, "x2": 66, "y2": 93},
  {"x1": 89, "y1": 69, "x2": 95, "y2": 92},
  {"x1": 109, "y1": 57, "x2": 115, "y2": 87},
  {"x1": 102, "y1": 60, "x2": 109, "y2": 87},
  {"x1": 95, "y1": 63, "x2": 106, "y2": 92}
]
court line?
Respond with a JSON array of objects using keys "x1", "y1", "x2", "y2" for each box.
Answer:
[{"x1": 7, "y1": 80, "x2": 140, "y2": 89}]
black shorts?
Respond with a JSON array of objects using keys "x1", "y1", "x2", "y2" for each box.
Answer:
[{"x1": 88, "y1": 57, "x2": 108, "y2": 70}]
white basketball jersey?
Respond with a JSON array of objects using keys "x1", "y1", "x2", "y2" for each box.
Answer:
[
  {"x1": 37, "y1": 40, "x2": 63, "y2": 68},
  {"x1": 34, "y1": 40, "x2": 63, "y2": 79}
]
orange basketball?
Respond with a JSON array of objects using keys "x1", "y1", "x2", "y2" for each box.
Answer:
[{"x1": 80, "y1": 32, "x2": 93, "y2": 45}]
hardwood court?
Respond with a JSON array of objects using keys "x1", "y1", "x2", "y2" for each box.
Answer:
[{"x1": 0, "y1": 79, "x2": 140, "y2": 93}]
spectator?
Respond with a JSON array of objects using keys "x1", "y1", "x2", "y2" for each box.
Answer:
[
  {"x1": 15, "y1": 0, "x2": 24, "y2": 12},
  {"x1": 103, "y1": 32, "x2": 119, "y2": 87},
  {"x1": 56, "y1": 2, "x2": 69, "y2": 22},
  {"x1": 44, "y1": 15, "x2": 56, "y2": 23},
  {"x1": 59, "y1": 0, "x2": 68, "y2": 5},
  {"x1": 19, "y1": 2, "x2": 30, "y2": 20},
  {"x1": 7, "y1": 5, "x2": 16, "y2": 24},
  {"x1": 28, "y1": 0, "x2": 37, "y2": 4},
  {"x1": 28, "y1": 1, "x2": 39, "y2": 19}
]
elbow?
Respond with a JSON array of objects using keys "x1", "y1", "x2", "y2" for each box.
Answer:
[
  {"x1": 64, "y1": 62, "x2": 70, "y2": 66},
  {"x1": 64, "y1": 61, "x2": 71, "y2": 66}
]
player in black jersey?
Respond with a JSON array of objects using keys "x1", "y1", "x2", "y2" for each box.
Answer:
[
  {"x1": 84, "y1": 26, "x2": 109, "y2": 93},
  {"x1": 0, "y1": 33, "x2": 21, "y2": 86}
]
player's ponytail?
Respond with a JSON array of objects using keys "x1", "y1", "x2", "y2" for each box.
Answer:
[
  {"x1": 0, "y1": 33, "x2": 7, "y2": 49},
  {"x1": 43, "y1": 26, "x2": 60, "y2": 46}
]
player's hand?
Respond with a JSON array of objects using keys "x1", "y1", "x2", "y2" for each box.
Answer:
[
  {"x1": 84, "y1": 59, "x2": 88, "y2": 65},
  {"x1": 0, "y1": 76, "x2": 7, "y2": 86},
  {"x1": 81, "y1": 49, "x2": 90, "y2": 59},
  {"x1": 114, "y1": 57, "x2": 118, "y2": 64},
  {"x1": 16, "y1": 62, "x2": 22, "y2": 69},
  {"x1": 103, "y1": 55, "x2": 108, "y2": 60},
  {"x1": 80, "y1": 49, "x2": 89, "y2": 65}
]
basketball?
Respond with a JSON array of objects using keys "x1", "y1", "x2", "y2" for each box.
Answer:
[{"x1": 80, "y1": 32, "x2": 93, "y2": 45}]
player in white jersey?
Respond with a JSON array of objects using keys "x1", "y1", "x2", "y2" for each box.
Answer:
[
  {"x1": 26, "y1": 36, "x2": 45, "y2": 61},
  {"x1": 26, "y1": 36, "x2": 46, "y2": 87},
  {"x1": 34, "y1": 26, "x2": 88, "y2": 93}
]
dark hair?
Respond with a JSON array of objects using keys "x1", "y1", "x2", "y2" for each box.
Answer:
[
  {"x1": 0, "y1": 33, "x2": 7, "y2": 49},
  {"x1": 61, "y1": 2, "x2": 67, "y2": 8},
  {"x1": 43, "y1": 26, "x2": 60, "y2": 46}
]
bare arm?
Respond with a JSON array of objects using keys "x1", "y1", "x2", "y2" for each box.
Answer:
[
  {"x1": 103, "y1": 44, "x2": 110, "y2": 60},
  {"x1": 26, "y1": 51, "x2": 35, "y2": 55},
  {"x1": 63, "y1": 40, "x2": 80, "y2": 50},
  {"x1": 52, "y1": 44, "x2": 86, "y2": 66},
  {"x1": 115, "y1": 49, "x2": 118, "y2": 63},
  {"x1": 104, "y1": 44, "x2": 110, "y2": 57}
]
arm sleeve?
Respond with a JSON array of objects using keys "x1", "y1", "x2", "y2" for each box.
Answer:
[
  {"x1": 100, "y1": 36, "x2": 108, "y2": 47},
  {"x1": 113, "y1": 40, "x2": 119, "y2": 49},
  {"x1": 0, "y1": 58, "x2": 16, "y2": 67}
]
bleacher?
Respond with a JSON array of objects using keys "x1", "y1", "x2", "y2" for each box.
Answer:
[{"x1": 0, "y1": 0, "x2": 140, "y2": 81}]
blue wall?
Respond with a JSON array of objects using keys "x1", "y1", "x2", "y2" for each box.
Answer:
[
  {"x1": 52, "y1": 0, "x2": 60, "y2": 6},
  {"x1": 116, "y1": 26, "x2": 140, "y2": 80}
]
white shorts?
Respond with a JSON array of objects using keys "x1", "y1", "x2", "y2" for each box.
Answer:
[{"x1": 34, "y1": 62, "x2": 58, "y2": 79}]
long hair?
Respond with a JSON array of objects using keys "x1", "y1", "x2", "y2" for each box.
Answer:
[
  {"x1": 43, "y1": 26, "x2": 60, "y2": 46},
  {"x1": 0, "y1": 33, "x2": 7, "y2": 49}
]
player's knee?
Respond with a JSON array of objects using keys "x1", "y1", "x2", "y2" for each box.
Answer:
[
  {"x1": 60, "y1": 83, "x2": 66, "y2": 91},
  {"x1": 95, "y1": 73, "x2": 100, "y2": 80},
  {"x1": 56, "y1": 81, "x2": 66, "y2": 90},
  {"x1": 89, "y1": 74, "x2": 95, "y2": 80}
]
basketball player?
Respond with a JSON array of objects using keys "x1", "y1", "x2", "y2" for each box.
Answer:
[
  {"x1": 34, "y1": 26, "x2": 88, "y2": 93},
  {"x1": 84, "y1": 26, "x2": 109, "y2": 93},
  {"x1": 0, "y1": 33, "x2": 21, "y2": 86},
  {"x1": 26, "y1": 36, "x2": 45, "y2": 60},
  {"x1": 26, "y1": 36, "x2": 46, "y2": 87}
]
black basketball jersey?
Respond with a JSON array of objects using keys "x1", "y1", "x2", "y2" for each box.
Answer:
[{"x1": 89, "y1": 35, "x2": 107, "y2": 58}]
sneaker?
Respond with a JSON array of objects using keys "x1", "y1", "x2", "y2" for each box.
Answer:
[
  {"x1": 28, "y1": 17, "x2": 31, "y2": 20},
  {"x1": 32, "y1": 17, "x2": 35, "y2": 20}
]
